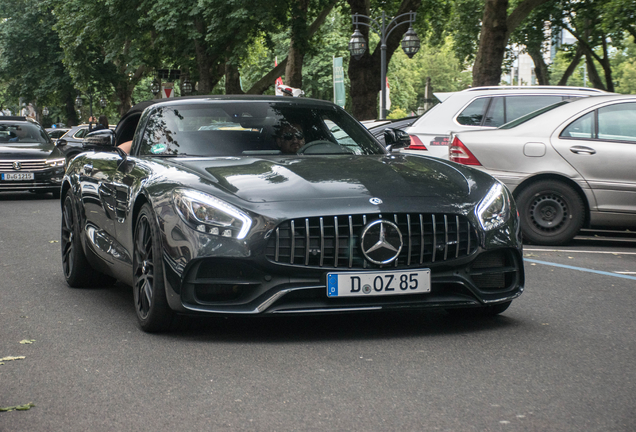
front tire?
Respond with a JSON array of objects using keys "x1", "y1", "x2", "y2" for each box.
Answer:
[
  {"x1": 133, "y1": 203, "x2": 177, "y2": 332},
  {"x1": 61, "y1": 190, "x2": 115, "y2": 287},
  {"x1": 516, "y1": 180, "x2": 585, "y2": 245}
]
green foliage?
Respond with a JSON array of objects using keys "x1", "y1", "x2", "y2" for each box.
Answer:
[{"x1": 387, "y1": 38, "x2": 472, "y2": 115}]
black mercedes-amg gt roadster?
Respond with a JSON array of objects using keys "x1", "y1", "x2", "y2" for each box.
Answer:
[{"x1": 60, "y1": 96, "x2": 524, "y2": 332}]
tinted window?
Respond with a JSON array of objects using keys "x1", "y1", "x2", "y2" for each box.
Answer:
[
  {"x1": 483, "y1": 97, "x2": 504, "y2": 127},
  {"x1": 0, "y1": 122, "x2": 49, "y2": 144},
  {"x1": 598, "y1": 103, "x2": 636, "y2": 142},
  {"x1": 505, "y1": 95, "x2": 563, "y2": 123},
  {"x1": 138, "y1": 103, "x2": 384, "y2": 157},
  {"x1": 456, "y1": 98, "x2": 489, "y2": 126},
  {"x1": 561, "y1": 112, "x2": 594, "y2": 139}
]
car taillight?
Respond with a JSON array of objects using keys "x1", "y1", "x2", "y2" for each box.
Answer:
[
  {"x1": 449, "y1": 136, "x2": 481, "y2": 166},
  {"x1": 407, "y1": 135, "x2": 428, "y2": 150}
]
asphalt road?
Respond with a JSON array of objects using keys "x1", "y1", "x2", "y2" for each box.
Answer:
[{"x1": 1, "y1": 191, "x2": 635, "y2": 431}]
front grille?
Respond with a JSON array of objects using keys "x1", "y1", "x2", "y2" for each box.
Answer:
[
  {"x1": 0, "y1": 160, "x2": 48, "y2": 171},
  {"x1": 265, "y1": 213, "x2": 478, "y2": 269}
]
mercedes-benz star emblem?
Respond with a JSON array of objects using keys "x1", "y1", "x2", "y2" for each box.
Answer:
[
  {"x1": 12, "y1": 161, "x2": 21, "y2": 170},
  {"x1": 369, "y1": 197, "x2": 383, "y2": 205},
  {"x1": 360, "y1": 220, "x2": 403, "y2": 264}
]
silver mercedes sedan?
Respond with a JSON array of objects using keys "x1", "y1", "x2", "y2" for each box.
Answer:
[{"x1": 449, "y1": 94, "x2": 636, "y2": 245}]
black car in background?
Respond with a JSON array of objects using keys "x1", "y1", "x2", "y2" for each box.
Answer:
[
  {"x1": 61, "y1": 96, "x2": 524, "y2": 332},
  {"x1": 0, "y1": 117, "x2": 65, "y2": 198},
  {"x1": 55, "y1": 123, "x2": 115, "y2": 164}
]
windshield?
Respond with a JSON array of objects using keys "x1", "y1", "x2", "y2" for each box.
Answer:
[
  {"x1": 137, "y1": 102, "x2": 384, "y2": 157},
  {"x1": 0, "y1": 122, "x2": 50, "y2": 144},
  {"x1": 498, "y1": 100, "x2": 571, "y2": 129}
]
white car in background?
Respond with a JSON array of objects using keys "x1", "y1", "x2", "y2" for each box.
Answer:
[{"x1": 405, "y1": 86, "x2": 606, "y2": 159}]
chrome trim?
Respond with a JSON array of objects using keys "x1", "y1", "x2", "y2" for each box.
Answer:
[
  {"x1": 431, "y1": 214, "x2": 437, "y2": 263},
  {"x1": 319, "y1": 217, "x2": 324, "y2": 267},
  {"x1": 419, "y1": 214, "x2": 424, "y2": 264},
  {"x1": 406, "y1": 214, "x2": 412, "y2": 266},
  {"x1": 334, "y1": 216, "x2": 339, "y2": 267},
  {"x1": 444, "y1": 215, "x2": 449, "y2": 260},
  {"x1": 290, "y1": 219, "x2": 295, "y2": 264},
  {"x1": 275, "y1": 227, "x2": 280, "y2": 261},
  {"x1": 305, "y1": 218, "x2": 310, "y2": 266},
  {"x1": 348, "y1": 215, "x2": 353, "y2": 268},
  {"x1": 274, "y1": 306, "x2": 383, "y2": 314},
  {"x1": 455, "y1": 215, "x2": 460, "y2": 258}
]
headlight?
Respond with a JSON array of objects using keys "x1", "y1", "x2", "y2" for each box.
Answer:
[
  {"x1": 46, "y1": 158, "x2": 66, "y2": 167},
  {"x1": 173, "y1": 189, "x2": 252, "y2": 240},
  {"x1": 476, "y1": 182, "x2": 510, "y2": 231}
]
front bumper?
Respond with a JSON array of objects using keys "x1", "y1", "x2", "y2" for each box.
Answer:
[
  {"x1": 164, "y1": 248, "x2": 524, "y2": 315},
  {"x1": 0, "y1": 168, "x2": 64, "y2": 192}
]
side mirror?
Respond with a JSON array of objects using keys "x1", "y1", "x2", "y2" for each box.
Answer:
[
  {"x1": 55, "y1": 138, "x2": 67, "y2": 147},
  {"x1": 384, "y1": 128, "x2": 410, "y2": 150},
  {"x1": 83, "y1": 129, "x2": 116, "y2": 150}
]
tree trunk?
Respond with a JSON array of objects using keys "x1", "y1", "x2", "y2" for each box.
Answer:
[
  {"x1": 527, "y1": 46, "x2": 549, "y2": 85},
  {"x1": 472, "y1": 0, "x2": 551, "y2": 87},
  {"x1": 557, "y1": 45, "x2": 583, "y2": 86},
  {"x1": 225, "y1": 63, "x2": 245, "y2": 94},
  {"x1": 285, "y1": 0, "x2": 309, "y2": 88},
  {"x1": 600, "y1": 37, "x2": 614, "y2": 92},
  {"x1": 245, "y1": 2, "x2": 334, "y2": 95},
  {"x1": 585, "y1": 54, "x2": 606, "y2": 90},
  {"x1": 472, "y1": 0, "x2": 509, "y2": 87},
  {"x1": 347, "y1": 0, "x2": 422, "y2": 120}
]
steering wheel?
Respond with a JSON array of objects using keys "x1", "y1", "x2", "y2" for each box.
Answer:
[{"x1": 296, "y1": 140, "x2": 353, "y2": 155}]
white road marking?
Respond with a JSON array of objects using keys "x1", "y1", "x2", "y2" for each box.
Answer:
[{"x1": 525, "y1": 248, "x2": 636, "y2": 255}]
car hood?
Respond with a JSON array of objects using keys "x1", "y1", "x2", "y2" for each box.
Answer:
[
  {"x1": 0, "y1": 142, "x2": 55, "y2": 159},
  {"x1": 166, "y1": 154, "x2": 477, "y2": 204}
]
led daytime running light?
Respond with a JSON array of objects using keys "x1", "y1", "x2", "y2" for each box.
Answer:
[
  {"x1": 477, "y1": 182, "x2": 509, "y2": 231},
  {"x1": 174, "y1": 189, "x2": 252, "y2": 240}
]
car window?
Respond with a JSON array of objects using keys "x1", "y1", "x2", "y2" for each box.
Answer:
[
  {"x1": 138, "y1": 103, "x2": 384, "y2": 157},
  {"x1": 505, "y1": 95, "x2": 563, "y2": 124},
  {"x1": 483, "y1": 97, "x2": 504, "y2": 127},
  {"x1": 561, "y1": 112, "x2": 595, "y2": 139},
  {"x1": 73, "y1": 128, "x2": 88, "y2": 138},
  {"x1": 456, "y1": 98, "x2": 489, "y2": 126},
  {"x1": 499, "y1": 100, "x2": 570, "y2": 130},
  {"x1": 597, "y1": 103, "x2": 636, "y2": 142},
  {"x1": 0, "y1": 122, "x2": 50, "y2": 144}
]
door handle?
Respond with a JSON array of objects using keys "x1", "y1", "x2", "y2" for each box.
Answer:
[
  {"x1": 83, "y1": 163, "x2": 93, "y2": 174},
  {"x1": 569, "y1": 145, "x2": 596, "y2": 155}
]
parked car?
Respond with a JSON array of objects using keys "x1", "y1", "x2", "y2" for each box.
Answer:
[
  {"x1": 406, "y1": 86, "x2": 607, "y2": 159},
  {"x1": 0, "y1": 117, "x2": 65, "y2": 197},
  {"x1": 449, "y1": 94, "x2": 636, "y2": 245},
  {"x1": 60, "y1": 96, "x2": 524, "y2": 332},
  {"x1": 55, "y1": 123, "x2": 115, "y2": 164},
  {"x1": 45, "y1": 127, "x2": 70, "y2": 142}
]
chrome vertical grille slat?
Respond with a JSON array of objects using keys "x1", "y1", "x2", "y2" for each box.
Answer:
[
  {"x1": 348, "y1": 216, "x2": 353, "y2": 268},
  {"x1": 266, "y1": 213, "x2": 478, "y2": 270},
  {"x1": 290, "y1": 220, "x2": 295, "y2": 264},
  {"x1": 305, "y1": 218, "x2": 310, "y2": 266}
]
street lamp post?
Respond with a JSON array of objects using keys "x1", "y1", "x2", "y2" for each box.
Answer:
[
  {"x1": 75, "y1": 93, "x2": 94, "y2": 125},
  {"x1": 349, "y1": 11, "x2": 420, "y2": 119}
]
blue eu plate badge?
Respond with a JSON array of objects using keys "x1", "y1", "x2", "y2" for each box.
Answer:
[{"x1": 327, "y1": 274, "x2": 338, "y2": 297}]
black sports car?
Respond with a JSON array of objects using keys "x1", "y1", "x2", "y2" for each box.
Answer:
[
  {"x1": 61, "y1": 96, "x2": 524, "y2": 332},
  {"x1": 1, "y1": 117, "x2": 65, "y2": 197}
]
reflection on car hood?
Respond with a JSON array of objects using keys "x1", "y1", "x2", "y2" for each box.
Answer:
[
  {"x1": 0, "y1": 143, "x2": 55, "y2": 159},
  {"x1": 168, "y1": 155, "x2": 473, "y2": 204}
]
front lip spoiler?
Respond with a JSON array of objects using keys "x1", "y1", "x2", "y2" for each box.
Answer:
[{"x1": 179, "y1": 282, "x2": 523, "y2": 315}]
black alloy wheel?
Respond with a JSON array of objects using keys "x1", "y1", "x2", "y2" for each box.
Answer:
[
  {"x1": 516, "y1": 180, "x2": 585, "y2": 246},
  {"x1": 133, "y1": 203, "x2": 176, "y2": 332},
  {"x1": 61, "y1": 190, "x2": 114, "y2": 287}
]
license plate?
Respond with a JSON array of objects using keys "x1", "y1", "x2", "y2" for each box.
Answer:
[
  {"x1": 327, "y1": 269, "x2": 431, "y2": 298},
  {"x1": 1, "y1": 172, "x2": 34, "y2": 181}
]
